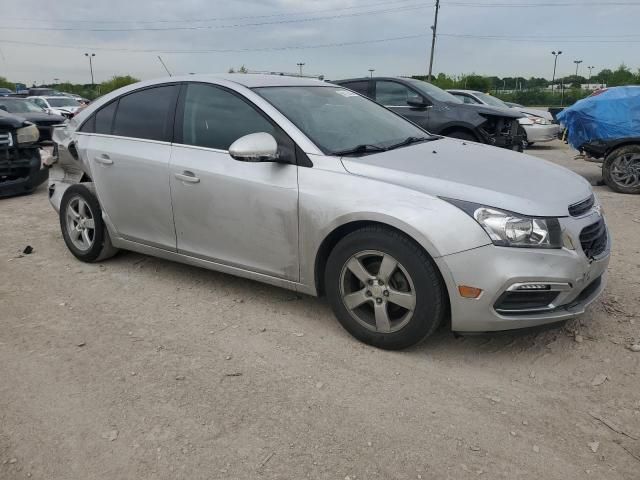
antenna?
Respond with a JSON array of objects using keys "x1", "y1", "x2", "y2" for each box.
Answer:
[{"x1": 157, "y1": 56, "x2": 172, "y2": 76}]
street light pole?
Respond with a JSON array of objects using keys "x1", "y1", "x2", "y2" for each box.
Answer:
[
  {"x1": 368, "y1": 69, "x2": 375, "y2": 78},
  {"x1": 84, "y1": 53, "x2": 95, "y2": 86},
  {"x1": 573, "y1": 59, "x2": 583, "y2": 77},
  {"x1": 296, "y1": 62, "x2": 305, "y2": 76},
  {"x1": 587, "y1": 65, "x2": 595, "y2": 84},
  {"x1": 427, "y1": 0, "x2": 440, "y2": 82},
  {"x1": 551, "y1": 50, "x2": 562, "y2": 95}
]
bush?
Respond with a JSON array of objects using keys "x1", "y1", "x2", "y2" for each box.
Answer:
[{"x1": 98, "y1": 75, "x2": 140, "y2": 96}]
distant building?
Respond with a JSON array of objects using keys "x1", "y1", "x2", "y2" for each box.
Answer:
[{"x1": 581, "y1": 83, "x2": 607, "y2": 91}]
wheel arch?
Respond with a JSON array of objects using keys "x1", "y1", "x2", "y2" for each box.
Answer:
[
  {"x1": 439, "y1": 125, "x2": 481, "y2": 142},
  {"x1": 313, "y1": 220, "x2": 451, "y2": 315},
  {"x1": 604, "y1": 139, "x2": 640, "y2": 158}
]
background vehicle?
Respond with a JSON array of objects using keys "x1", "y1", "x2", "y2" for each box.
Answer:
[
  {"x1": 27, "y1": 95, "x2": 82, "y2": 118},
  {"x1": 334, "y1": 77, "x2": 524, "y2": 151},
  {"x1": 0, "y1": 97, "x2": 66, "y2": 142},
  {"x1": 558, "y1": 86, "x2": 640, "y2": 194},
  {"x1": 0, "y1": 110, "x2": 47, "y2": 197},
  {"x1": 448, "y1": 89, "x2": 560, "y2": 147},
  {"x1": 48, "y1": 74, "x2": 607, "y2": 349},
  {"x1": 0, "y1": 88, "x2": 12, "y2": 97}
]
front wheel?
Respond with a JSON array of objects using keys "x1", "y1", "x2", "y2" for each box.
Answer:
[
  {"x1": 325, "y1": 226, "x2": 447, "y2": 350},
  {"x1": 602, "y1": 145, "x2": 640, "y2": 194}
]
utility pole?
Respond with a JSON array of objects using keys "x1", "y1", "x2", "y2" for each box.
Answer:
[
  {"x1": 368, "y1": 69, "x2": 375, "y2": 78},
  {"x1": 84, "y1": 53, "x2": 95, "y2": 86},
  {"x1": 427, "y1": 0, "x2": 440, "y2": 82},
  {"x1": 296, "y1": 62, "x2": 305, "y2": 76},
  {"x1": 551, "y1": 50, "x2": 562, "y2": 95}
]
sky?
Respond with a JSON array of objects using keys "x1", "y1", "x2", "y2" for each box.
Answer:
[{"x1": 0, "y1": 0, "x2": 637, "y2": 85}]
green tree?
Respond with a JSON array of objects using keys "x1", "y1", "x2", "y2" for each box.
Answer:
[
  {"x1": 608, "y1": 64, "x2": 636, "y2": 86},
  {"x1": 99, "y1": 75, "x2": 140, "y2": 95},
  {"x1": 0, "y1": 76, "x2": 15, "y2": 90}
]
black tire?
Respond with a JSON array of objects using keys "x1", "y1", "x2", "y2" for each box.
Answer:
[
  {"x1": 59, "y1": 184, "x2": 118, "y2": 262},
  {"x1": 447, "y1": 130, "x2": 477, "y2": 142},
  {"x1": 527, "y1": 142, "x2": 535, "y2": 146},
  {"x1": 602, "y1": 144, "x2": 640, "y2": 194},
  {"x1": 325, "y1": 226, "x2": 447, "y2": 350}
]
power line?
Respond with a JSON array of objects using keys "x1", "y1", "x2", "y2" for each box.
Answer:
[
  {"x1": 446, "y1": 1, "x2": 640, "y2": 6},
  {"x1": 0, "y1": 4, "x2": 431, "y2": 32},
  {"x1": 0, "y1": 0, "x2": 426, "y2": 24},
  {"x1": 0, "y1": 33, "x2": 431, "y2": 54}
]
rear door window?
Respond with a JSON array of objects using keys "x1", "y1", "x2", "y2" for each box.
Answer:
[
  {"x1": 112, "y1": 85, "x2": 179, "y2": 141},
  {"x1": 339, "y1": 81, "x2": 370, "y2": 97},
  {"x1": 94, "y1": 101, "x2": 117, "y2": 134}
]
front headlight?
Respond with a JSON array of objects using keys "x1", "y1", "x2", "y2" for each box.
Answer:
[
  {"x1": 443, "y1": 198, "x2": 562, "y2": 248},
  {"x1": 16, "y1": 124, "x2": 39, "y2": 144},
  {"x1": 528, "y1": 115, "x2": 550, "y2": 125}
]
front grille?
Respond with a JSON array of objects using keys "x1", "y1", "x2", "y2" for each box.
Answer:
[
  {"x1": 0, "y1": 131, "x2": 12, "y2": 147},
  {"x1": 494, "y1": 290, "x2": 560, "y2": 313},
  {"x1": 568, "y1": 195, "x2": 594, "y2": 217},
  {"x1": 579, "y1": 219, "x2": 607, "y2": 259}
]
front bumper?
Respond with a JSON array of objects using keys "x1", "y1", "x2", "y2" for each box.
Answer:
[
  {"x1": 0, "y1": 146, "x2": 48, "y2": 198},
  {"x1": 436, "y1": 210, "x2": 610, "y2": 332},
  {"x1": 523, "y1": 124, "x2": 561, "y2": 143}
]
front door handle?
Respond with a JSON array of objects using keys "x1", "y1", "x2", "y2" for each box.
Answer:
[
  {"x1": 94, "y1": 154, "x2": 113, "y2": 165},
  {"x1": 174, "y1": 171, "x2": 200, "y2": 184}
]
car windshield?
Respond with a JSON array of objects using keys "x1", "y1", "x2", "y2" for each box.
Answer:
[
  {"x1": 403, "y1": 79, "x2": 462, "y2": 103},
  {"x1": 255, "y1": 86, "x2": 432, "y2": 155},
  {"x1": 473, "y1": 92, "x2": 510, "y2": 109},
  {"x1": 0, "y1": 99, "x2": 45, "y2": 113},
  {"x1": 47, "y1": 97, "x2": 80, "y2": 107}
]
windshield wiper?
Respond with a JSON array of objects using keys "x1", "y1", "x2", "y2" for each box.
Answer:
[
  {"x1": 331, "y1": 144, "x2": 388, "y2": 156},
  {"x1": 385, "y1": 136, "x2": 438, "y2": 151}
]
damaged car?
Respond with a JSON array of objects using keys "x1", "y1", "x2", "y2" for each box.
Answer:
[
  {"x1": 0, "y1": 97, "x2": 66, "y2": 143},
  {"x1": 48, "y1": 74, "x2": 609, "y2": 349},
  {"x1": 334, "y1": 77, "x2": 524, "y2": 151},
  {"x1": 0, "y1": 110, "x2": 47, "y2": 197}
]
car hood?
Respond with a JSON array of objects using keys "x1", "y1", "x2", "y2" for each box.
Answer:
[
  {"x1": 444, "y1": 101, "x2": 523, "y2": 119},
  {"x1": 516, "y1": 107, "x2": 553, "y2": 121},
  {"x1": 340, "y1": 138, "x2": 592, "y2": 217},
  {"x1": 0, "y1": 110, "x2": 30, "y2": 129},
  {"x1": 9, "y1": 112, "x2": 66, "y2": 124}
]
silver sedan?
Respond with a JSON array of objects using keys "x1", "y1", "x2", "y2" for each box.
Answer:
[{"x1": 48, "y1": 75, "x2": 609, "y2": 349}]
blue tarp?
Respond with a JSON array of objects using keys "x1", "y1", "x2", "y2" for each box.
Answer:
[{"x1": 556, "y1": 86, "x2": 640, "y2": 149}]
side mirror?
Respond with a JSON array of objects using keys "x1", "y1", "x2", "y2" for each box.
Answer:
[
  {"x1": 229, "y1": 132, "x2": 279, "y2": 162},
  {"x1": 407, "y1": 97, "x2": 430, "y2": 108}
]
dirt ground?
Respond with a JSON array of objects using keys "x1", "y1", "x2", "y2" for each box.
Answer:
[{"x1": 1, "y1": 140, "x2": 639, "y2": 480}]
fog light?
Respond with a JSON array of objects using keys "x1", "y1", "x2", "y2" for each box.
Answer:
[{"x1": 458, "y1": 285, "x2": 483, "y2": 298}]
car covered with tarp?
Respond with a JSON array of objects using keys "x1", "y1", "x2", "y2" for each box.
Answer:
[{"x1": 557, "y1": 86, "x2": 640, "y2": 194}]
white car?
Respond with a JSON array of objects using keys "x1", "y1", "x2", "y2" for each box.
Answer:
[
  {"x1": 448, "y1": 90, "x2": 560, "y2": 147},
  {"x1": 28, "y1": 96, "x2": 82, "y2": 118}
]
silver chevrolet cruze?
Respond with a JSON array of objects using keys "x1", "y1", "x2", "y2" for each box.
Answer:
[{"x1": 49, "y1": 74, "x2": 610, "y2": 349}]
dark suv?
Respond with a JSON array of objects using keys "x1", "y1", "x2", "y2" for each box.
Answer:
[
  {"x1": 334, "y1": 77, "x2": 524, "y2": 150},
  {"x1": 0, "y1": 111, "x2": 48, "y2": 197}
]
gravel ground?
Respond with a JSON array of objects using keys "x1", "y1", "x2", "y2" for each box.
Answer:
[{"x1": 1, "y1": 140, "x2": 639, "y2": 480}]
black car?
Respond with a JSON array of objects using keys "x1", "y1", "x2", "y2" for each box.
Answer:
[
  {"x1": 0, "y1": 110, "x2": 48, "y2": 198},
  {"x1": 0, "y1": 97, "x2": 66, "y2": 143},
  {"x1": 334, "y1": 77, "x2": 524, "y2": 150}
]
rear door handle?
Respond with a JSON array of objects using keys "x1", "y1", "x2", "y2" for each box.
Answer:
[
  {"x1": 94, "y1": 154, "x2": 113, "y2": 165},
  {"x1": 174, "y1": 171, "x2": 200, "y2": 184}
]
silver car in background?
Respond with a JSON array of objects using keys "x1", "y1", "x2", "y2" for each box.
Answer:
[
  {"x1": 48, "y1": 75, "x2": 610, "y2": 349},
  {"x1": 448, "y1": 89, "x2": 561, "y2": 147}
]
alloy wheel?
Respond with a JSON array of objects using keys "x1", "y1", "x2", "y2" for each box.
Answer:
[
  {"x1": 65, "y1": 196, "x2": 96, "y2": 251},
  {"x1": 339, "y1": 250, "x2": 416, "y2": 333},
  {"x1": 610, "y1": 153, "x2": 640, "y2": 188}
]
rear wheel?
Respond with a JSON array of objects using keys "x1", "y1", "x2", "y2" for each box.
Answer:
[
  {"x1": 60, "y1": 184, "x2": 118, "y2": 262},
  {"x1": 325, "y1": 226, "x2": 446, "y2": 350},
  {"x1": 602, "y1": 144, "x2": 640, "y2": 194}
]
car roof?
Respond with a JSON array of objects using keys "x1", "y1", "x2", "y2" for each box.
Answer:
[
  {"x1": 156, "y1": 73, "x2": 328, "y2": 88},
  {"x1": 447, "y1": 89, "x2": 481, "y2": 94}
]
